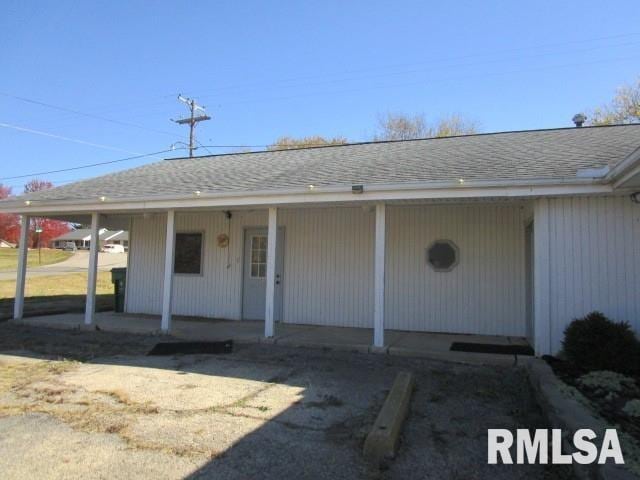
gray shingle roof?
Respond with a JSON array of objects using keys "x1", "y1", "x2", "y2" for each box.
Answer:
[
  {"x1": 12, "y1": 125, "x2": 640, "y2": 202},
  {"x1": 51, "y1": 229, "x2": 94, "y2": 241}
]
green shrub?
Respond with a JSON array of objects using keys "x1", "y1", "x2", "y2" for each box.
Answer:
[{"x1": 562, "y1": 311, "x2": 640, "y2": 375}]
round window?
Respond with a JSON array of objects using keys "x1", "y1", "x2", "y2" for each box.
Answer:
[{"x1": 427, "y1": 240, "x2": 459, "y2": 272}]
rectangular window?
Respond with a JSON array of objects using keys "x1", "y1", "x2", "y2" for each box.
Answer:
[
  {"x1": 174, "y1": 233, "x2": 203, "y2": 274},
  {"x1": 250, "y1": 235, "x2": 267, "y2": 278}
]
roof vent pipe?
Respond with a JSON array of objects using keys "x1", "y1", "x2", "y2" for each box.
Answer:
[{"x1": 572, "y1": 113, "x2": 587, "y2": 127}]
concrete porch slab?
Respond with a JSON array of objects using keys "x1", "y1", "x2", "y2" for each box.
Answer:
[{"x1": 10, "y1": 312, "x2": 532, "y2": 365}]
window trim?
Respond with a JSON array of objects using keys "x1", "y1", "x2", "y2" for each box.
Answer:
[
  {"x1": 249, "y1": 233, "x2": 268, "y2": 279},
  {"x1": 173, "y1": 231, "x2": 205, "y2": 276},
  {"x1": 426, "y1": 239, "x2": 459, "y2": 272}
]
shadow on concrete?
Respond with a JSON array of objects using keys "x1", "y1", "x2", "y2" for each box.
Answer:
[
  {"x1": 0, "y1": 294, "x2": 114, "y2": 321},
  {"x1": 0, "y1": 322, "x2": 386, "y2": 478},
  {"x1": 0, "y1": 323, "x2": 564, "y2": 480}
]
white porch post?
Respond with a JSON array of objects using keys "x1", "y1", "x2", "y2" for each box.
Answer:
[
  {"x1": 533, "y1": 198, "x2": 552, "y2": 356},
  {"x1": 264, "y1": 207, "x2": 277, "y2": 338},
  {"x1": 373, "y1": 202, "x2": 386, "y2": 348},
  {"x1": 13, "y1": 215, "x2": 30, "y2": 320},
  {"x1": 161, "y1": 210, "x2": 176, "y2": 333},
  {"x1": 85, "y1": 212, "x2": 100, "y2": 325}
]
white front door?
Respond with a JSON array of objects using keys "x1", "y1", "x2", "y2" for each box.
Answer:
[{"x1": 242, "y1": 227, "x2": 284, "y2": 321}]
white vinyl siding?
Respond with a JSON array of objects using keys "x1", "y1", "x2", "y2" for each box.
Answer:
[
  {"x1": 545, "y1": 196, "x2": 640, "y2": 353},
  {"x1": 126, "y1": 204, "x2": 527, "y2": 336},
  {"x1": 386, "y1": 204, "x2": 526, "y2": 336},
  {"x1": 278, "y1": 207, "x2": 374, "y2": 328},
  {"x1": 126, "y1": 207, "x2": 372, "y2": 324},
  {"x1": 126, "y1": 210, "x2": 267, "y2": 318},
  {"x1": 125, "y1": 215, "x2": 164, "y2": 315}
]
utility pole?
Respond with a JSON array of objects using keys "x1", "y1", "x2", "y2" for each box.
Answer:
[{"x1": 171, "y1": 95, "x2": 211, "y2": 157}]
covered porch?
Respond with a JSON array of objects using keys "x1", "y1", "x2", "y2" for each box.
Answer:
[
  {"x1": 10, "y1": 312, "x2": 532, "y2": 365},
  {"x1": 12, "y1": 198, "x2": 537, "y2": 354}
]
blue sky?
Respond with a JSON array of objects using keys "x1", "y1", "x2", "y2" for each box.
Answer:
[{"x1": 1, "y1": 0, "x2": 639, "y2": 192}]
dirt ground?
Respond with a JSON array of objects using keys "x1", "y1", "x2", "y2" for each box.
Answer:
[{"x1": 0, "y1": 323, "x2": 572, "y2": 480}]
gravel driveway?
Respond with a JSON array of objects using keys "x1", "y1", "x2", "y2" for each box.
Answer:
[{"x1": 0, "y1": 323, "x2": 571, "y2": 479}]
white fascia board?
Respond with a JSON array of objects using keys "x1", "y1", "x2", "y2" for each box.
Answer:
[
  {"x1": 605, "y1": 146, "x2": 640, "y2": 186},
  {"x1": 613, "y1": 162, "x2": 640, "y2": 189},
  {"x1": 0, "y1": 178, "x2": 618, "y2": 215}
]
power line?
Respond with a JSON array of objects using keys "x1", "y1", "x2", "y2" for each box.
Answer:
[
  {"x1": 13, "y1": 31, "x2": 638, "y2": 125},
  {"x1": 171, "y1": 95, "x2": 211, "y2": 157},
  {"x1": 215, "y1": 53, "x2": 640, "y2": 107},
  {"x1": 194, "y1": 139, "x2": 213, "y2": 155},
  {"x1": 0, "y1": 122, "x2": 144, "y2": 155},
  {"x1": 3, "y1": 33, "x2": 634, "y2": 136},
  {"x1": 0, "y1": 140, "x2": 359, "y2": 185},
  {"x1": 83, "y1": 41, "x2": 640, "y2": 122},
  {"x1": 0, "y1": 92, "x2": 183, "y2": 139},
  {"x1": 0, "y1": 121, "x2": 257, "y2": 160},
  {"x1": 189, "y1": 33, "x2": 640, "y2": 99},
  {"x1": 0, "y1": 149, "x2": 179, "y2": 181}
]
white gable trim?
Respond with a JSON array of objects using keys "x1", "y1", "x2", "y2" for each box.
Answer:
[{"x1": 102, "y1": 230, "x2": 124, "y2": 241}]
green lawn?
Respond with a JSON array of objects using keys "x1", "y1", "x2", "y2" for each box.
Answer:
[
  {"x1": 0, "y1": 271, "x2": 113, "y2": 299},
  {"x1": 0, "y1": 271, "x2": 114, "y2": 319},
  {"x1": 0, "y1": 248, "x2": 73, "y2": 270}
]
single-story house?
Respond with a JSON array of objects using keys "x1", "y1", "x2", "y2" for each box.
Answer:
[
  {"x1": 2, "y1": 124, "x2": 640, "y2": 355},
  {"x1": 106, "y1": 230, "x2": 129, "y2": 250},
  {"x1": 50, "y1": 228, "x2": 128, "y2": 250},
  {"x1": 0, "y1": 239, "x2": 16, "y2": 248}
]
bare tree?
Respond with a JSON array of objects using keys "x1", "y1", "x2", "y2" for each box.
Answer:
[
  {"x1": 374, "y1": 113, "x2": 478, "y2": 141},
  {"x1": 590, "y1": 77, "x2": 640, "y2": 125},
  {"x1": 268, "y1": 135, "x2": 348, "y2": 150}
]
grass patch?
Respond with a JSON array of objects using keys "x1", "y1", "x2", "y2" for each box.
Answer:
[
  {"x1": 0, "y1": 248, "x2": 72, "y2": 271},
  {"x1": 0, "y1": 271, "x2": 113, "y2": 299},
  {"x1": 0, "y1": 358, "x2": 78, "y2": 395}
]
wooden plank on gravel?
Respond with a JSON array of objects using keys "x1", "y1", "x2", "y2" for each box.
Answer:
[{"x1": 363, "y1": 371, "x2": 414, "y2": 466}]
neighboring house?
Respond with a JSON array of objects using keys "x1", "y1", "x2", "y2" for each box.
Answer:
[
  {"x1": 0, "y1": 239, "x2": 16, "y2": 248},
  {"x1": 50, "y1": 228, "x2": 128, "y2": 250},
  {"x1": 3, "y1": 124, "x2": 640, "y2": 356},
  {"x1": 106, "y1": 230, "x2": 129, "y2": 251}
]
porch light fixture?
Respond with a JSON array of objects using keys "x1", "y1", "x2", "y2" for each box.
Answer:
[
  {"x1": 307, "y1": 184, "x2": 315, "y2": 190},
  {"x1": 99, "y1": 196, "x2": 107, "y2": 202},
  {"x1": 458, "y1": 178, "x2": 465, "y2": 185},
  {"x1": 194, "y1": 190, "x2": 201, "y2": 197},
  {"x1": 352, "y1": 184, "x2": 364, "y2": 194},
  {"x1": 24, "y1": 200, "x2": 31, "y2": 206}
]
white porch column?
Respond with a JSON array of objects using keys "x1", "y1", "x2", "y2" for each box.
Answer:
[
  {"x1": 373, "y1": 202, "x2": 386, "y2": 348},
  {"x1": 85, "y1": 212, "x2": 100, "y2": 325},
  {"x1": 13, "y1": 215, "x2": 30, "y2": 320},
  {"x1": 533, "y1": 198, "x2": 552, "y2": 356},
  {"x1": 161, "y1": 210, "x2": 176, "y2": 333},
  {"x1": 264, "y1": 207, "x2": 277, "y2": 338}
]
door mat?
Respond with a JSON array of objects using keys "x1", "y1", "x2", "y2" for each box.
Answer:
[
  {"x1": 148, "y1": 340, "x2": 233, "y2": 356},
  {"x1": 450, "y1": 342, "x2": 534, "y2": 356}
]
